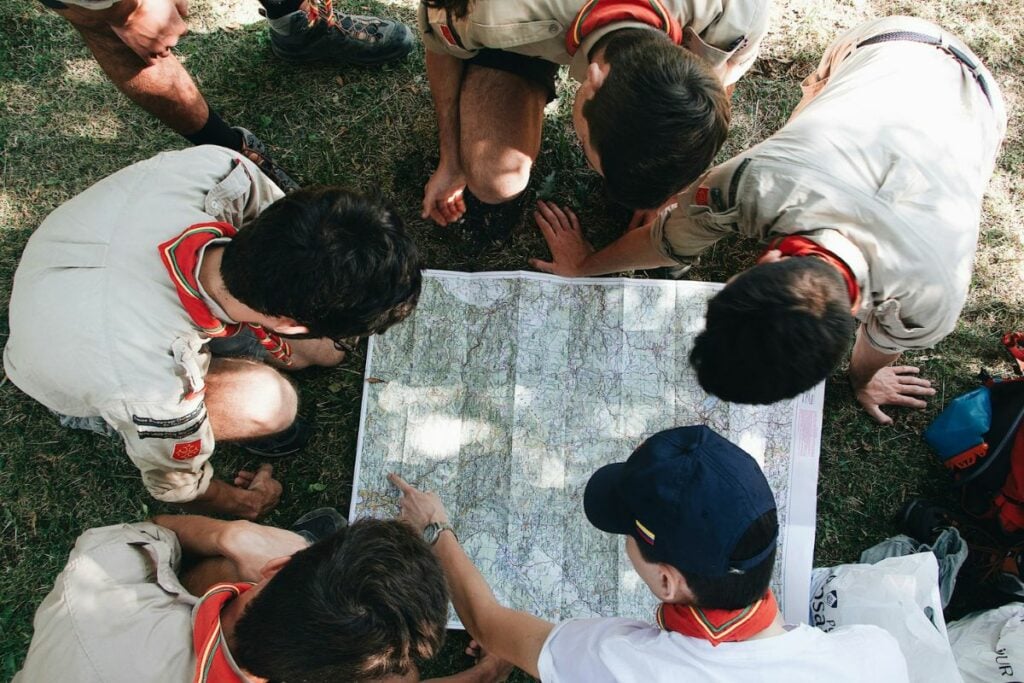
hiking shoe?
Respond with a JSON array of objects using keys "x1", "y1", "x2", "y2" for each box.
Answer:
[
  {"x1": 898, "y1": 498, "x2": 958, "y2": 543},
  {"x1": 242, "y1": 417, "x2": 313, "y2": 458},
  {"x1": 268, "y1": 2, "x2": 414, "y2": 66},
  {"x1": 291, "y1": 507, "x2": 347, "y2": 544},
  {"x1": 236, "y1": 127, "x2": 301, "y2": 193}
]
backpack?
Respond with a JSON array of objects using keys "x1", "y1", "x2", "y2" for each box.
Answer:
[{"x1": 924, "y1": 333, "x2": 1024, "y2": 536}]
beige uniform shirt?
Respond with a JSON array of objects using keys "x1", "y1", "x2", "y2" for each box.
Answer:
[
  {"x1": 14, "y1": 523, "x2": 198, "y2": 683},
  {"x1": 418, "y1": 0, "x2": 771, "y2": 86},
  {"x1": 3, "y1": 146, "x2": 284, "y2": 502},
  {"x1": 652, "y1": 16, "x2": 1006, "y2": 353}
]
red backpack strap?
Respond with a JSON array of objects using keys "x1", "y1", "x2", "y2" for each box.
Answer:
[
  {"x1": 995, "y1": 427, "x2": 1024, "y2": 534},
  {"x1": 1003, "y1": 332, "x2": 1024, "y2": 375}
]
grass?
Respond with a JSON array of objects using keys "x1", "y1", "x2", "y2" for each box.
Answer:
[{"x1": 1, "y1": 0, "x2": 1023, "y2": 679}]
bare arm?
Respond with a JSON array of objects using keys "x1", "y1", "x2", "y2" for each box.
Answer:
[
  {"x1": 422, "y1": 50, "x2": 469, "y2": 225},
  {"x1": 390, "y1": 474, "x2": 554, "y2": 678},
  {"x1": 529, "y1": 201, "x2": 676, "y2": 277},
  {"x1": 849, "y1": 326, "x2": 935, "y2": 425},
  {"x1": 152, "y1": 513, "x2": 306, "y2": 593}
]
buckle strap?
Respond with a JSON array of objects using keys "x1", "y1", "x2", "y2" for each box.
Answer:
[{"x1": 856, "y1": 30, "x2": 993, "y2": 106}]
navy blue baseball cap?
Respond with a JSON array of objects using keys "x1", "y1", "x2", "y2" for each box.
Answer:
[{"x1": 584, "y1": 425, "x2": 778, "y2": 577}]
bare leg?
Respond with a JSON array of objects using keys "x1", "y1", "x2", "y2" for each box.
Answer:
[
  {"x1": 459, "y1": 66, "x2": 548, "y2": 205},
  {"x1": 55, "y1": 5, "x2": 208, "y2": 135},
  {"x1": 205, "y1": 358, "x2": 299, "y2": 441}
]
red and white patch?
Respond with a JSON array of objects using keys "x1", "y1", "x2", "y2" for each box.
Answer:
[
  {"x1": 172, "y1": 439, "x2": 203, "y2": 461},
  {"x1": 693, "y1": 186, "x2": 710, "y2": 206}
]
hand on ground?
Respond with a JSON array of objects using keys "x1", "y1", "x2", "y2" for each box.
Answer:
[
  {"x1": 529, "y1": 200, "x2": 594, "y2": 277},
  {"x1": 388, "y1": 472, "x2": 449, "y2": 534},
  {"x1": 422, "y1": 163, "x2": 467, "y2": 226},
  {"x1": 233, "y1": 464, "x2": 282, "y2": 520},
  {"x1": 853, "y1": 365, "x2": 936, "y2": 425},
  {"x1": 110, "y1": 0, "x2": 189, "y2": 63},
  {"x1": 220, "y1": 520, "x2": 307, "y2": 581}
]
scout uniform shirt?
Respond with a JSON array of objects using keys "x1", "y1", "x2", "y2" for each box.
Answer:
[
  {"x1": 651, "y1": 15, "x2": 1007, "y2": 354},
  {"x1": 14, "y1": 523, "x2": 253, "y2": 683},
  {"x1": 417, "y1": 0, "x2": 771, "y2": 86},
  {"x1": 3, "y1": 146, "x2": 284, "y2": 503}
]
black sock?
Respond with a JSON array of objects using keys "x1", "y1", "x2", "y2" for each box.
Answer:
[
  {"x1": 183, "y1": 107, "x2": 243, "y2": 150},
  {"x1": 259, "y1": 0, "x2": 304, "y2": 19}
]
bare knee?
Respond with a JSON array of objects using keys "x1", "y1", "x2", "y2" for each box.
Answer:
[
  {"x1": 464, "y1": 151, "x2": 533, "y2": 205},
  {"x1": 206, "y1": 361, "x2": 298, "y2": 439}
]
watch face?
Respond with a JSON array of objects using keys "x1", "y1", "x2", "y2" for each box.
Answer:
[{"x1": 423, "y1": 522, "x2": 440, "y2": 545}]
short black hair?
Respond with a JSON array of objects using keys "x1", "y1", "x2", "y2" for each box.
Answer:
[
  {"x1": 221, "y1": 187, "x2": 422, "y2": 341},
  {"x1": 233, "y1": 519, "x2": 448, "y2": 682},
  {"x1": 638, "y1": 509, "x2": 778, "y2": 610},
  {"x1": 584, "y1": 29, "x2": 730, "y2": 209},
  {"x1": 691, "y1": 258, "x2": 856, "y2": 404}
]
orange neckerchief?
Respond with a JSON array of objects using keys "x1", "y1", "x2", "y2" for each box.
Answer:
[
  {"x1": 192, "y1": 582, "x2": 255, "y2": 683},
  {"x1": 158, "y1": 222, "x2": 292, "y2": 366},
  {"x1": 657, "y1": 590, "x2": 779, "y2": 647},
  {"x1": 566, "y1": 0, "x2": 682, "y2": 56},
  {"x1": 765, "y1": 235, "x2": 861, "y2": 311}
]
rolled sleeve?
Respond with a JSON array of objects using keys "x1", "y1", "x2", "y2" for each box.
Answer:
[
  {"x1": 719, "y1": 0, "x2": 772, "y2": 86},
  {"x1": 862, "y1": 299, "x2": 956, "y2": 354},
  {"x1": 104, "y1": 399, "x2": 216, "y2": 503}
]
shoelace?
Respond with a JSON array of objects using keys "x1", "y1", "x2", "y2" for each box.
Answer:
[
  {"x1": 305, "y1": 0, "x2": 336, "y2": 28},
  {"x1": 304, "y1": 0, "x2": 384, "y2": 41}
]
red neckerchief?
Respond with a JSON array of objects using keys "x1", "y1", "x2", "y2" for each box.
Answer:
[
  {"x1": 656, "y1": 590, "x2": 778, "y2": 647},
  {"x1": 765, "y1": 235, "x2": 861, "y2": 311},
  {"x1": 566, "y1": 0, "x2": 682, "y2": 56},
  {"x1": 159, "y1": 222, "x2": 292, "y2": 366},
  {"x1": 192, "y1": 582, "x2": 255, "y2": 683}
]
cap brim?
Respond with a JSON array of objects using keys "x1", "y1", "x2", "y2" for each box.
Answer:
[{"x1": 584, "y1": 462, "x2": 634, "y2": 535}]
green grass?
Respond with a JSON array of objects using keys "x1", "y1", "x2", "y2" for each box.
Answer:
[{"x1": 1, "y1": 0, "x2": 1023, "y2": 679}]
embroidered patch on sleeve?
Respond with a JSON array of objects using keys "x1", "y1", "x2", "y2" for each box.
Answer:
[
  {"x1": 172, "y1": 439, "x2": 203, "y2": 461},
  {"x1": 694, "y1": 187, "x2": 710, "y2": 206}
]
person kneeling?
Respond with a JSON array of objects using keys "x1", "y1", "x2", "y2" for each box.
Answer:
[
  {"x1": 15, "y1": 512, "x2": 509, "y2": 682},
  {"x1": 392, "y1": 425, "x2": 910, "y2": 682}
]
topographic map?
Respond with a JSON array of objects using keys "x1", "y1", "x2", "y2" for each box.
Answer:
[{"x1": 351, "y1": 271, "x2": 824, "y2": 627}]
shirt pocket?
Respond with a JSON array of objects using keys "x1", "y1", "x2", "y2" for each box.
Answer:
[
  {"x1": 468, "y1": 19, "x2": 563, "y2": 49},
  {"x1": 204, "y1": 159, "x2": 256, "y2": 227}
]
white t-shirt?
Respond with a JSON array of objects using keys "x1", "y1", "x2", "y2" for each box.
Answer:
[{"x1": 538, "y1": 617, "x2": 909, "y2": 683}]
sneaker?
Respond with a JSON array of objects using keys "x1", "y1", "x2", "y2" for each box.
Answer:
[
  {"x1": 269, "y1": 2, "x2": 414, "y2": 66},
  {"x1": 291, "y1": 507, "x2": 347, "y2": 544},
  {"x1": 242, "y1": 417, "x2": 313, "y2": 458},
  {"x1": 235, "y1": 126, "x2": 301, "y2": 194}
]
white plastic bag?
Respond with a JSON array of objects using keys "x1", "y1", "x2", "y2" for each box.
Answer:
[
  {"x1": 947, "y1": 602, "x2": 1024, "y2": 683},
  {"x1": 809, "y1": 552, "x2": 962, "y2": 683}
]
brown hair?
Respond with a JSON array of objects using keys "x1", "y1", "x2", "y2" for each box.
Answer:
[
  {"x1": 584, "y1": 29, "x2": 730, "y2": 209},
  {"x1": 233, "y1": 519, "x2": 448, "y2": 682}
]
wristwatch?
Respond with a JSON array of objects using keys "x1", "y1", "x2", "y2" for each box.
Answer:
[{"x1": 422, "y1": 520, "x2": 456, "y2": 546}]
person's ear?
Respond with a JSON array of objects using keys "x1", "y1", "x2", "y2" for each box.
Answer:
[
  {"x1": 260, "y1": 555, "x2": 291, "y2": 580},
  {"x1": 661, "y1": 564, "x2": 697, "y2": 604},
  {"x1": 756, "y1": 249, "x2": 783, "y2": 265},
  {"x1": 587, "y1": 60, "x2": 611, "y2": 92}
]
